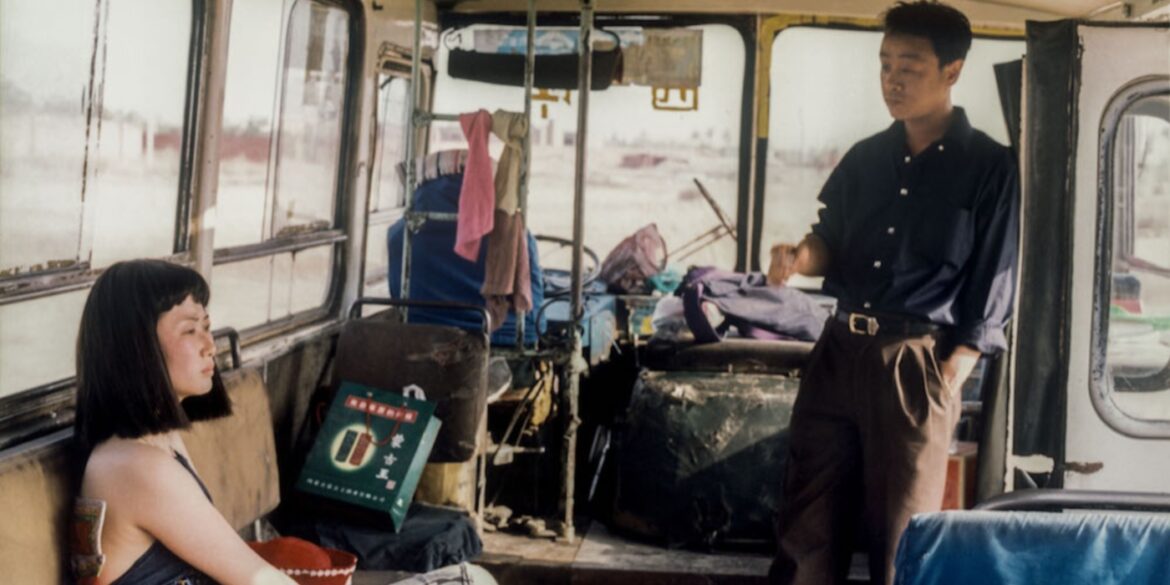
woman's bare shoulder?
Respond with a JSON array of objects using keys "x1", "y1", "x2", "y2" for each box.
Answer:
[{"x1": 82, "y1": 438, "x2": 180, "y2": 501}]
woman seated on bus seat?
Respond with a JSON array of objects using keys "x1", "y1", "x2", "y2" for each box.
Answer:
[{"x1": 74, "y1": 260, "x2": 294, "y2": 585}]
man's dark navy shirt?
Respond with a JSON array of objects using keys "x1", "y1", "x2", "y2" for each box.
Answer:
[{"x1": 811, "y1": 107, "x2": 1019, "y2": 354}]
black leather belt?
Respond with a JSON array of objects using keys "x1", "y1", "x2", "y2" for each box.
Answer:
[{"x1": 833, "y1": 310, "x2": 941, "y2": 336}]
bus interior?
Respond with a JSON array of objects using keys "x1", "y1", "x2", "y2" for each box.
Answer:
[{"x1": 1, "y1": 0, "x2": 1169, "y2": 583}]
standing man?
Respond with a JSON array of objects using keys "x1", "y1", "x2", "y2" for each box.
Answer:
[{"x1": 767, "y1": 2, "x2": 1018, "y2": 585}]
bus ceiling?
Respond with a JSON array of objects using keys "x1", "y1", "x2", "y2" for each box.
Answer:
[{"x1": 432, "y1": 0, "x2": 1170, "y2": 24}]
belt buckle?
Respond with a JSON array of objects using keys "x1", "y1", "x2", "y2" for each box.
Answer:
[{"x1": 848, "y1": 313, "x2": 879, "y2": 336}]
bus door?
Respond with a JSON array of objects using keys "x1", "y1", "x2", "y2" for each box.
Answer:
[{"x1": 1011, "y1": 20, "x2": 1169, "y2": 493}]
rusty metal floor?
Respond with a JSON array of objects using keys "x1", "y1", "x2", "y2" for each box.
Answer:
[
  {"x1": 351, "y1": 522, "x2": 874, "y2": 584},
  {"x1": 475, "y1": 522, "x2": 772, "y2": 585}
]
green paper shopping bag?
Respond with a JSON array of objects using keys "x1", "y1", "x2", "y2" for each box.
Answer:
[{"x1": 296, "y1": 381, "x2": 441, "y2": 532}]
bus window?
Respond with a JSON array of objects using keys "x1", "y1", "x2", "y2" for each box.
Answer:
[
  {"x1": 0, "y1": 0, "x2": 193, "y2": 398},
  {"x1": 364, "y1": 72, "x2": 411, "y2": 298},
  {"x1": 1100, "y1": 83, "x2": 1170, "y2": 425},
  {"x1": 430, "y1": 24, "x2": 744, "y2": 270},
  {"x1": 211, "y1": 0, "x2": 351, "y2": 332},
  {"x1": 216, "y1": 0, "x2": 284, "y2": 249},
  {"x1": 760, "y1": 27, "x2": 1023, "y2": 288},
  {"x1": 211, "y1": 246, "x2": 333, "y2": 330}
]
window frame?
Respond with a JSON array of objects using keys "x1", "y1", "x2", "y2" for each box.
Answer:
[
  {"x1": 753, "y1": 18, "x2": 1025, "y2": 275},
  {"x1": 1091, "y1": 75, "x2": 1170, "y2": 439},
  {"x1": 436, "y1": 12, "x2": 756, "y2": 271},
  {"x1": 362, "y1": 57, "x2": 422, "y2": 296},
  {"x1": 208, "y1": 0, "x2": 364, "y2": 344},
  {"x1": 0, "y1": 0, "x2": 207, "y2": 445},
  {"x1": 0, "y1": 0, "x2": 206, "y2": 305}
]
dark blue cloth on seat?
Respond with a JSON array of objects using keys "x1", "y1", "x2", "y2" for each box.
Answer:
[
  {"x1": 387, "y1": 174, "x2": 543, "y2": 346},
  {"x1": 283, "y1": 503, "x2": 482, "y2": 573},
  {"x1": 895, "y1": 510, "x2": 1170, "y2": 585}
]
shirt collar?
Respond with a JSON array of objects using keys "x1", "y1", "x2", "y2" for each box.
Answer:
[{"x1": 886, "y1": 106, "x2": 974, "y2": 156}]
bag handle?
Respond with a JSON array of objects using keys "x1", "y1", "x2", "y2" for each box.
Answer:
[
  {"x1": 362, "y1": 385, "x2": 426, "y2": 447},
  {"x1": 403, "y1": 384, "x2": 427, "y2": 401}
]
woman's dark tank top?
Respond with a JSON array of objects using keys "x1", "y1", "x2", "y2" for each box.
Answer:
[{"x1": 108, "y1": 452, "x2": 214, "y2": 585}]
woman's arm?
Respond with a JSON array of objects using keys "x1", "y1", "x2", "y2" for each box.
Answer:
[{"x1": 119, "y1": 447, "x2": 296, "y2": 585}]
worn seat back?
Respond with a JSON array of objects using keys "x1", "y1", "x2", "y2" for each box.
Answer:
[
  {"x1": 0, "y1": 366, "x2": 280, "y2": 583},
  {"x1": 333, "y1": 319, "x2": 488, "y2": 463}
]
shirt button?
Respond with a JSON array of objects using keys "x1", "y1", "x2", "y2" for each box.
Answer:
[
  {"x1": 873, "y1": 260, "x2": 882, "y2": 268},
  {"x1": 938, "y1": 144, "x2": 945, "y2": 152},
  {"x1": 904, "y1": 155, "x2": 911, "y2": 163},
  {"x1": 899, "y1": 188, "x2": 909, "y2": 196},
  {"x1": 887, "y1": 226, "x2": 896, "y2": 235},
  {"x1": 863, "y1": 301, "x2": 872, "y2": 309}
]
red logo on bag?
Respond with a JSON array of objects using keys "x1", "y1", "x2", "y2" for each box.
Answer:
[{"x1": 344, "y1": 396, "x2": 418, "y2": 423}]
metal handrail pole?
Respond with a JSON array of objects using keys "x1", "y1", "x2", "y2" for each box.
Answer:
[
  {"x1": 399, "y1": 0, "x2": 425, "y2": 316},
  {"x1": 515, "y1": 0, "x2": 536, "y2": 348},
  {"x1": 558, "y1": 0, "x2": 594, "y2": 545}
]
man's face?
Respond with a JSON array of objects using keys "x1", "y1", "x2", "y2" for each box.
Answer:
[{"x1": 879, "y1": 33, "x2": 963, "y2": 121}]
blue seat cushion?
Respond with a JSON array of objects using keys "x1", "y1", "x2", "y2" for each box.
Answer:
[
  {"x1": 895, "y1": 510, "x2": 1170, "y2": 585},
  {"x1": 387, "y1": 174, "x2": 543, "y2": 346}
]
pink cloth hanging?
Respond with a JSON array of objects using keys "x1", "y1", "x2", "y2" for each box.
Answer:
[{"x1": 455, "y1": 110, "x2": 495, "y2": 261}]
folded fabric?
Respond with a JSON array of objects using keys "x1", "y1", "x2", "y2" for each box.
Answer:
[
  {"x1": 456, "y1": 110, "x2": 495, "y2": 261},
  {"x1": 481, "y1": 209, "x2": 532, "y2": 331},
  {"x1": 680, "y1": 267, "x2": 829, "y2": 342},
  {"x1": 491, "y1": 109, "x2": 528, "y2": 214},
  {"x1": 286, "y1": 504, "x2": 483, "y2": 574}
]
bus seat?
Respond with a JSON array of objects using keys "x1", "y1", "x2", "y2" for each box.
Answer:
[
  {"x1": 0, "y1": 366, "x2": 280, "y2": 584},
  {"x1": 0, "y1": 428, "x2": 75, "y2": 583},
  {"x1": 333, "y1": 316, "x2": 488, "y2": 463},
  {"x1": 179, "y1": 367, "x2": 282, "y2": 530},
  {"x1": 387, "y1": 172, "x2": 544, "y2": 347},
  {"x1": 894, "y1": 510, "x2": 1170, "y2": 584}
]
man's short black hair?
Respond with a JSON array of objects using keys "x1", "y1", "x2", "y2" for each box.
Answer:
[
  {"x1": 883, "y1": 1, "x2": 973, "y2": 66},
  {"x1": 75, "y1": 260, "x2": 231, "y2": 453}
]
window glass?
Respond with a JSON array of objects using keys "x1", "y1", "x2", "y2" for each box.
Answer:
[
  {"x1": 213, "y1": 0, "x2": 349, "y2": 332},
  {"x1": 364, "y1": 221, "x2": 392, "y2": 299},
  {"x1": 217, "y1": 0, "x2": 284, "y2": 249},
  {"x1": 0, "y1": 291, "x2": 88, "y2": 398},
  {"x1": 0, "y1": 0, "x2": 190, "y2": 275},
  {"x1": 210, "y1": 245, "x2": 333, "y2": 331},
  {"x1": 211, "y1": 257, "x2": 275, "y2": 331},
  {"x1": 364, "y1": 73, "x2": 410, "y2": 298},
  {"x1": 1104, "y1": 91, "x2": 1170, "y2": 421},
  {"x1": 271, "y1": 0, "x2": 349, "y2": 238},
  {"x1": 761, "y1": 28, "x2": 1023, "y2": 288},
  {"x1": 431, "y1": 24, "x2": 744, "y2": 269},
  {"x1": 372, "y1": 75, "x2": 410, "y2": 214},
  {"x1": 0, "y1": 0, "x2": 191, "y2": 400}
]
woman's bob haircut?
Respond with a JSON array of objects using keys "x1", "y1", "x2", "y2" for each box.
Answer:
[{"x1": 75, "y1": 260, "x2": 231, "y2": 453}]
